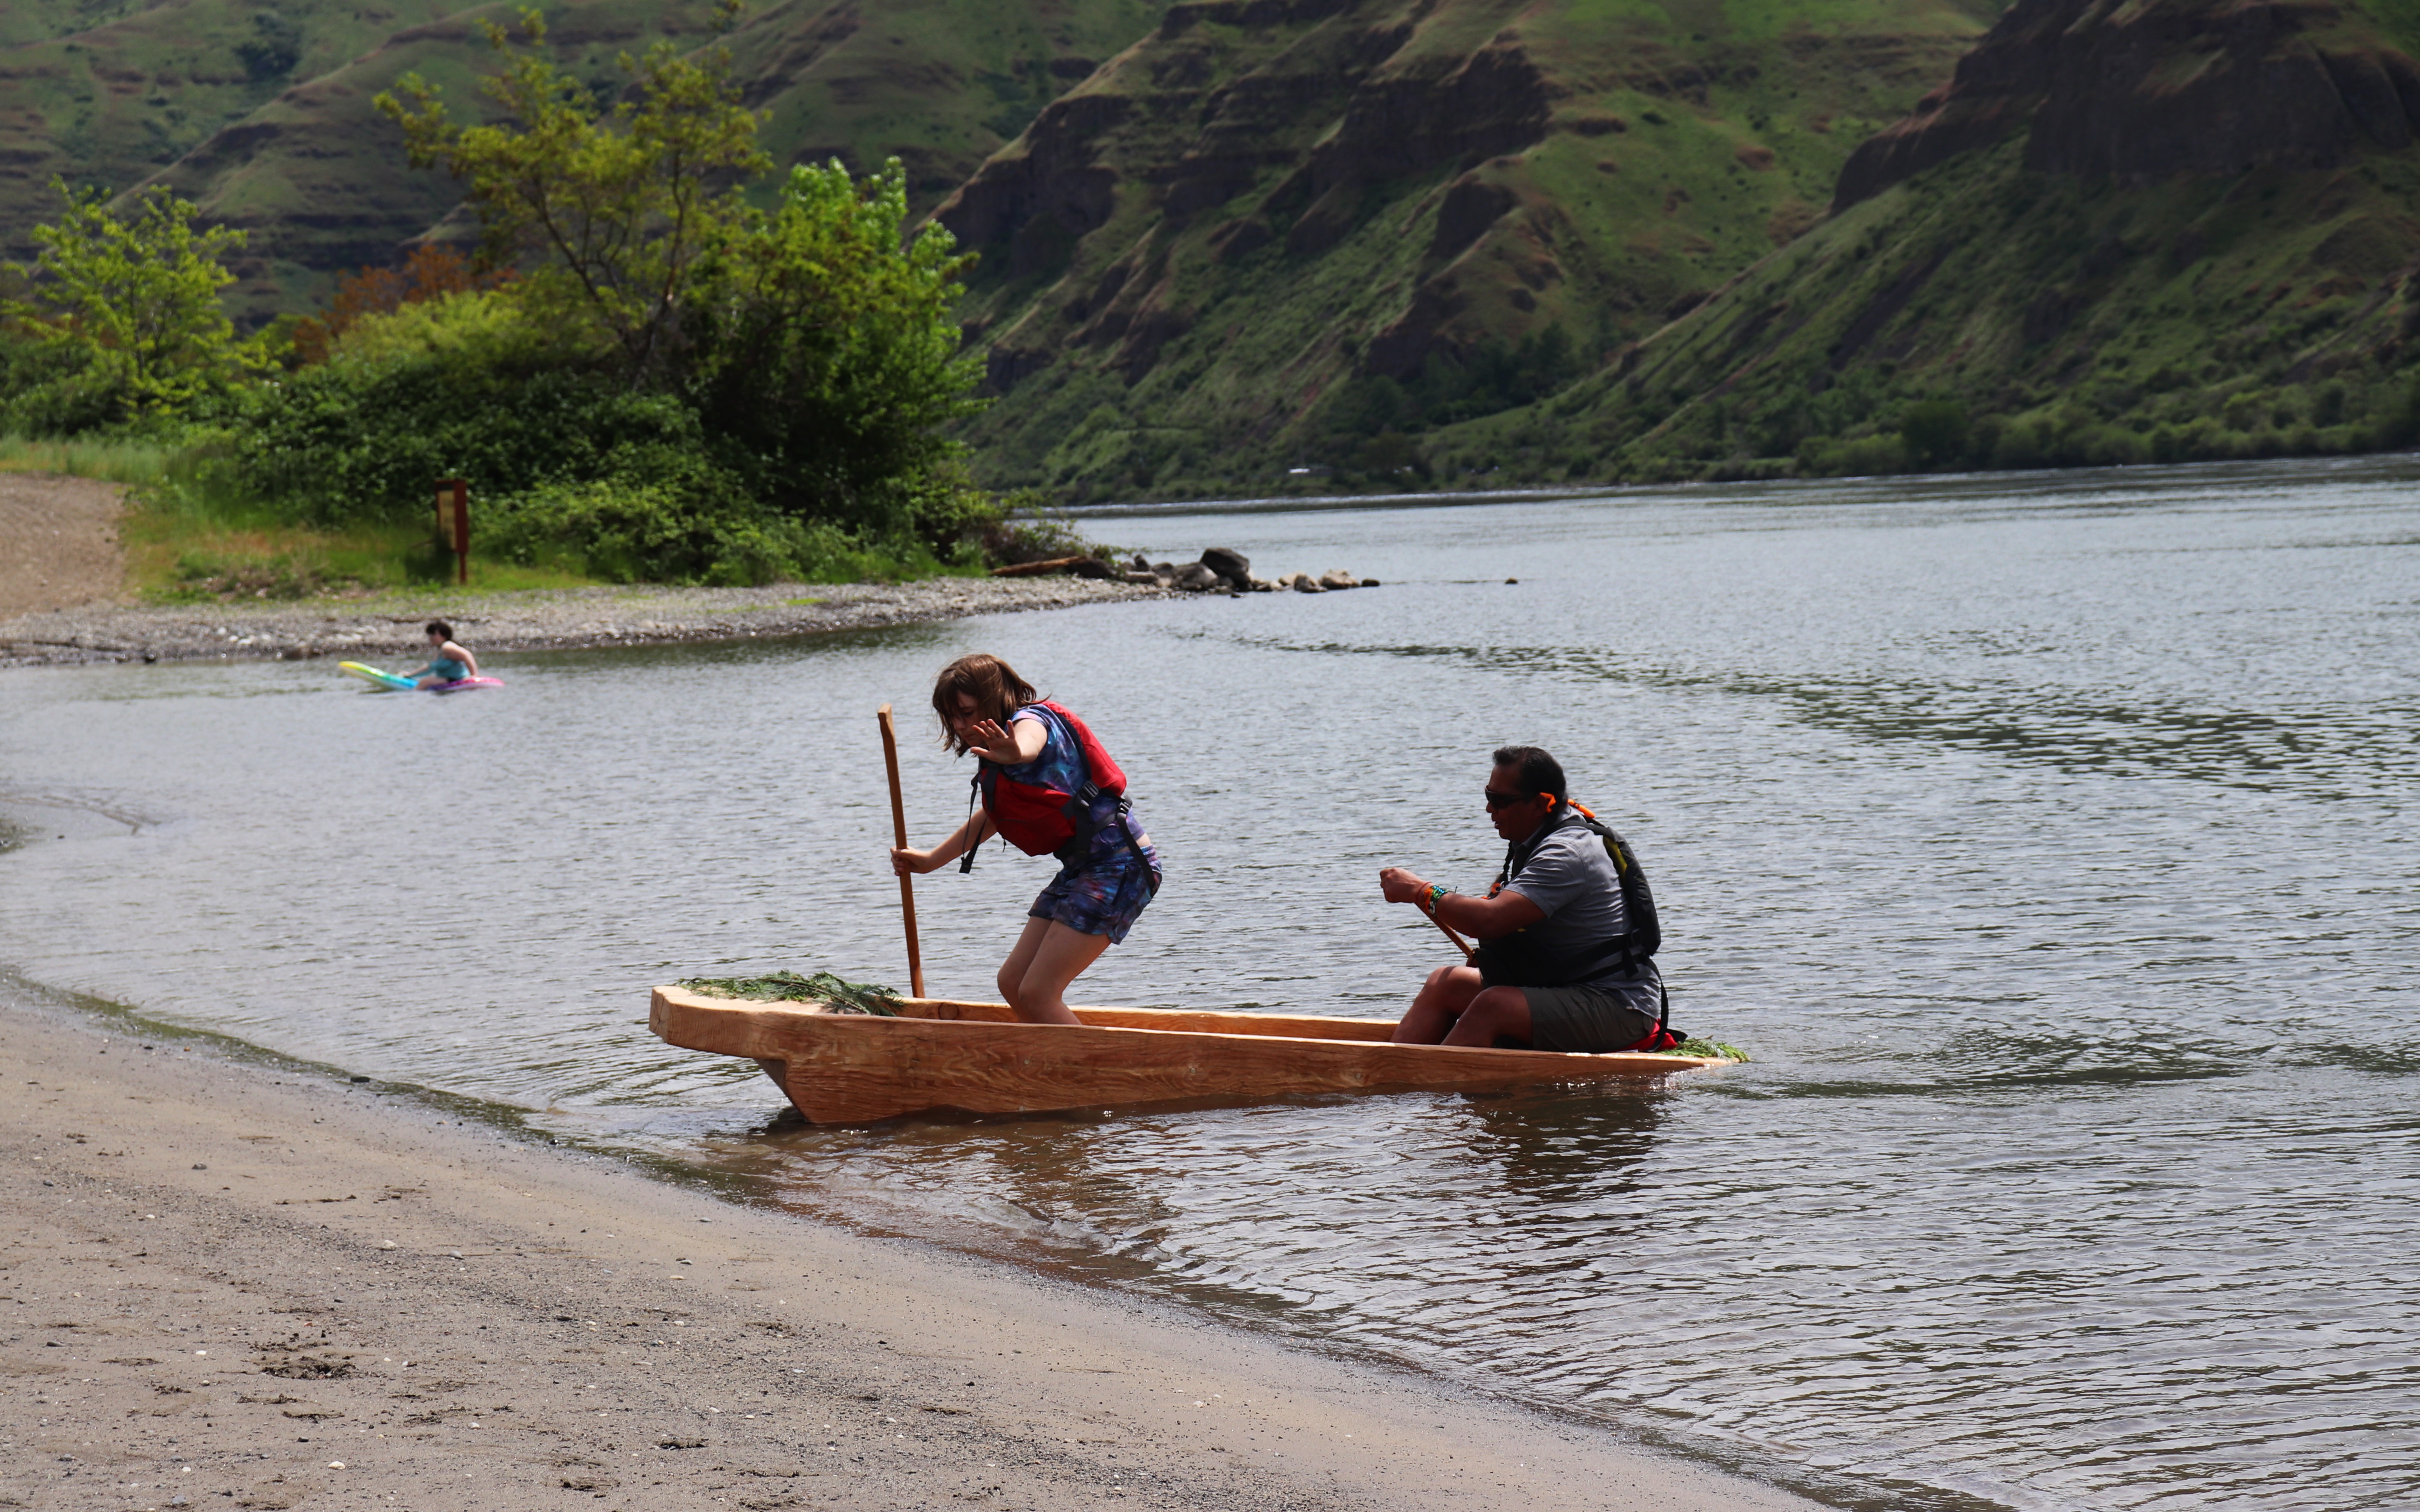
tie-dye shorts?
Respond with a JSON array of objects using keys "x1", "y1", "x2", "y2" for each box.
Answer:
[{"x1": 1028, "y1": 844, "x2": 1162, "y2": 944}]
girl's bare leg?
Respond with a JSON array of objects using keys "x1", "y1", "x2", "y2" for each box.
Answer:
[
  {"x1": 1393, "y1": 963, "x2": 1485, "y2": 1043},
  {"x1": 998, "y1": 919, "x2": 1110, "y2": 1026},
  {"x1": 995, "y1": 917, "x2": 1053, "y2": 1007}
]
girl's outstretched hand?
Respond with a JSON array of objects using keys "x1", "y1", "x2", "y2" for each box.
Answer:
[{"x1": 966, "y1": 717, "x2": 1022, "y2": 763}]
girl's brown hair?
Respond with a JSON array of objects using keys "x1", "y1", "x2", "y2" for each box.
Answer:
[{"x1": 931, "y1": 654, "x2": 1040, "y2": 754}]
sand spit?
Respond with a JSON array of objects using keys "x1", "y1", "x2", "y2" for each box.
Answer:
[
  {"x1": 0, "y1": 994, "x2": 1818, "y2": 1512},
  {"x1": 0, "y1": 576, "x2": 1167, "y2": 670}
]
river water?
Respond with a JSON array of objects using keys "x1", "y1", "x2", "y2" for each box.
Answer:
[{"x1": 5, "y1": 458, "x2": 2415, "y2": 1511}]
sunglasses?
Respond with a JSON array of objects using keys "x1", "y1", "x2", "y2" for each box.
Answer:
[{"x1": 1483, "y1": 789, "x2": 1543, "y2": 809}]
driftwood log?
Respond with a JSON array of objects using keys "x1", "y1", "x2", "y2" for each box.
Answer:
[{"x1": 989, "y1": 555, "x2": 1115, "y2": 579}]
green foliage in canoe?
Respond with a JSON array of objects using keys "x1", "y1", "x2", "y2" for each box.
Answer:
[
  {"x1": 1663, "y1": 1037, "x2": 1750, "y2": 1062},
  {"x1": 676, "y1": 970, "x2": 900, "y2": 1016}
]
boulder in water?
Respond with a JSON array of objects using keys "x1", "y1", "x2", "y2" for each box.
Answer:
[{"x1": 1200, "y1": 547, "x2": 1251, "y2": 587}]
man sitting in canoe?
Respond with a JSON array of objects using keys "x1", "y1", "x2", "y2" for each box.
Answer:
[{"x1": 1379, "y1": 745, "x2": 1670, "y2": 1052}]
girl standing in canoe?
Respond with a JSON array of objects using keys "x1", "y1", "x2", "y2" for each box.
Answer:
[{"x1": 891, "y1": 654, "x2": 1162, "y2": 1025}]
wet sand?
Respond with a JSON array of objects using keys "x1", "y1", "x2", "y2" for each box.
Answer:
[{"x1": 0, "y1": 993, "x2": 1818, "y2": 1512}]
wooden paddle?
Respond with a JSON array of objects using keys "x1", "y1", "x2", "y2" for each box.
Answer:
[
  {"x1": 877, "y1": 704, "x2": 926, "y2": 999},
  {"x1": 1417, "y1": 895, "x2": 1476, "y2": 964}
]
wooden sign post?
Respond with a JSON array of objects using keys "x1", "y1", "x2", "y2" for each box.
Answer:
[{"x1": 434, "y1": 478, "x2": 470, "y2": 585}]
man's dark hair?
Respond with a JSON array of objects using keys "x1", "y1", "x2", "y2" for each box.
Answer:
[
  {"x1": 425, "y1": 620, "x2": 453, "y2": 640},
  {"x1": 1492, "y1": 744, "x2": 1566, "y2": 801}
]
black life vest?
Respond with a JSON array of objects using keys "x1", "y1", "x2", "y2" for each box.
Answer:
[{"x1": 1473, "y1": 803, "x2": 1681, "y2": 1050}]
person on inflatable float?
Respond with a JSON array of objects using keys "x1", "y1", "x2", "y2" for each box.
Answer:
[
  {"x1": 406, "y1": 620, "x2": 479, "y2": 689},
  {"x1": 890, "y1": 654, "x2": 1162, "y2": 1025},
  {"x1": 1378, "y1": 744, "x2": 1674, "y2": 1053}
]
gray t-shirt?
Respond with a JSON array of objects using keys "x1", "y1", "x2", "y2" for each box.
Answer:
[{"x1": 1491, "y1": 810, "x2": 1658, "y2": 991}]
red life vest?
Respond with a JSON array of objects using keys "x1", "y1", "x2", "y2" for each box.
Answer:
[{"x1": 974, "y1": 701, "x2": 1129, "y2": 857}]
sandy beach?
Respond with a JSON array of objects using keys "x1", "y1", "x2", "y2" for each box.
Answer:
[{"x1": 0, "y1": 989, "x2": 1817, "y2": 1512}]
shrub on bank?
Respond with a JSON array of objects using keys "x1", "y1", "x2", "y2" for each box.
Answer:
[{"x1": 482, "y1": 470, "x2": 939, "y2": 586}]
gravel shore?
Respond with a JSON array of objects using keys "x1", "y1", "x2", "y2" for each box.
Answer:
[
  {"x1": 0, "y1": 576, "x2": 1167, "y2": 669},
  {"x1": 0, "y1": 987, "x2": 1816, "y2": 1512}
]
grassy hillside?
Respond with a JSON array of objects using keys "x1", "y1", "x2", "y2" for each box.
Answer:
[
  {"x1": 941, "y1": 0, "x2": 1996, "y2": 499},
  {"x1": 1, "y1": 0, "x2": 1166, "y2": 322},
  {"x1": 1433, "y1": 0, "x2": 2420, "y2": 482},
  {"x1": 0, "y1": 0, "x2": 461, "y2": 290}
]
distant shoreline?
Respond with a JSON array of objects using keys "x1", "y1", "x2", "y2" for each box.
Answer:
[{"x1": 0, "y1": 575, "x2": 1166, "y2": 669}]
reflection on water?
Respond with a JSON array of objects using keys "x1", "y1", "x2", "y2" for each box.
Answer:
[{"x1": 5, "y1": 457, "x2": 2418, "y2": 1511}]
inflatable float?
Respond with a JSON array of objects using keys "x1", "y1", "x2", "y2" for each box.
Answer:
[{"x1": 339, "y1": 662, "x2": 503, "y2": 693}]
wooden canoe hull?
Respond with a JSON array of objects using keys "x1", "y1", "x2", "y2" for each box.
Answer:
[{"x1": 649, "y1": 985, "x2": 1723, "y2": 1124}]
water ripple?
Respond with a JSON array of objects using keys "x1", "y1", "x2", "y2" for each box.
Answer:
[{"x1": 4, "y1": 458, "x2": 2417, "y2": 1510}]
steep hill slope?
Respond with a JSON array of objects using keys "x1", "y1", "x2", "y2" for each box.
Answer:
[
  {"x1": 1444, "y1": 0, "x2": 2420, "y2": 481},
  {"x1": 2, "y1": 0, "x2": 1165, "y2": 321},
  {"x1": 0, "y1": 0, "x2": 460, "y2": 281},
  {"x1": 939, "y1": 0, "x2": 1996, "y2": 498}
]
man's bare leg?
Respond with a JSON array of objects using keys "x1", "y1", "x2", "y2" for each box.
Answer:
[
  {"x1": 1440, "y1": 986, "x2": 1532, "y2": 1048},
  {"x1": 998, "y1": 919, "x2": 1110, "y2": 1026},
  {"x1": 1394, "y1": 964, "x2": 1485, "y2": 1043}
]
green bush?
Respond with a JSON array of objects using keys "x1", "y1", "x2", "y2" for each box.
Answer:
[
  {"x1": 325, "y1": 288, "x2": 541, "y2": 369},
  {"x1": 484, "y1": 455, "x2": 937, "y2": 586},
  {"x1": 0, "y1": 332, "x2": 126, "y2": 436},
  {"x1": 230, "y1": 353, "x2": 700, "y2": 525},
  {"x1": 1797, "y1": 431, "x2": 1910, "y2": 476},
  {"x1": 1899, "y1": 399, "x2": 1969, "y2": 467}
]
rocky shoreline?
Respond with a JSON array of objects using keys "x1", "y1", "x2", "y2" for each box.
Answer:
[{"x1": 0, "y1": 575, "x2": 1168, "y2": 669}]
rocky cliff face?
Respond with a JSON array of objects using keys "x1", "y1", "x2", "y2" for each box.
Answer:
[
  {"x1": 1429, "y1": 0, "x2": 2420, "y2": 488},
  {"x1": 940, "y1": 0, "x2": 1985, "y2": 497},
  {"x1": 1836, "y1": 0, "x2": 2420, "y2": 206},
  {"x1": 942, "y1": 0, "x2": 1567, "y2": 390}
]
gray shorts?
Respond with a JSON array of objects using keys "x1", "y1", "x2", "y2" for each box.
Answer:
[{"x1": 1522, "y1": 977, "x2": 1663, "y2": 1053}]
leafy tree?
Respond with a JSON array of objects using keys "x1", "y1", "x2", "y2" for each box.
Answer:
[
  {"x1": 685, "y1": 159, "x2": 984, "y2": 527},
  {"x1": 376, "y1": 7, "x2": 768, "y2": 387},
  {"x1": 4, "y1": 177, "x2": 254, "y2": 420},
  {"x1": 330, "y1": 2, "x2": 996, "y2": 576}
]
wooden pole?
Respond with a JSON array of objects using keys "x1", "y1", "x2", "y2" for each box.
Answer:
[
  {"x1": 877, "y1": 705, "x2": 926, "y2": 998},
  {"x1": 435, "y1": 478, "x2": 469, "y2": 585},
  {"x1": 1417, "y1": 897, "x2": 1476, "y2": 963}
]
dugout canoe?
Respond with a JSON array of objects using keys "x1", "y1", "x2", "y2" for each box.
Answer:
[{"x1": 649, "y1": 983, "x2": 1728, "y2": 1124}]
